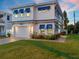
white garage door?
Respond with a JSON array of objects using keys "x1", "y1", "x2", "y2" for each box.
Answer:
[{"x1": 15, "y1": 26, "x2": 29, "y2": 38}]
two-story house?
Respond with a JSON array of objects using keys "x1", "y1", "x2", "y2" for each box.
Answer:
[
  {"x1": 11, "y1": 0, "x2": 64, "y2": 38},
  {"x1": 0, "y1": 11, "x2": 12, "y2": 35}
]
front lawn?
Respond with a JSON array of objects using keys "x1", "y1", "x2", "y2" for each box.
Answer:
[
  {"x1": 0, "y1": 35, "x2": 79, "y2": 59},
  {"x1": 66, "y1": 34, "x2": 79, "y2": 41}
]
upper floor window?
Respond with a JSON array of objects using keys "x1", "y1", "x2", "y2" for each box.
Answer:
[
  {"x1": 13, "y1": 10, "x2": 18, "y2": 14},
  {"x1": 19, "y1": 9, "x2": 24, "y2": 13},
  {"x1": 7, "y1": 15, "x2": 10, "y2": 21},
  {"x1": 25, "y1": 8, "x2": 30, "y2": 13},
  {"x1": 38, "y1": 6, "x2": 50, "y2": 11},
  {"x1": 13, "y1": 8, "x2": 31, "y2": 14}
]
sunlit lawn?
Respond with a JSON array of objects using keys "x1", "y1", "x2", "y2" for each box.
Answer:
[
  {"x1": 66, "y1": 34, "x2": 79, "y2": 41},
  {"x1": 0, "y1": 34, "x2": 79, "y2": 59}
]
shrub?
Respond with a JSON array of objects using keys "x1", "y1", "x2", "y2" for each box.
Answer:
[
  {"x1": 55, "y1": 34, "x2": 60, "y2": 39},
  {"x1": 37, "y1": 34, "x2": 45, "y2": 39},
  {"x1": 31, "y1": 34, "x2": 60, "y2": 40},
  {"x1": 45, "y1": 34, "x2": 60, "y2": 40},
  {"x1": 60, "y1": 32, "x2": 66, "y2": 35},
  {"x1": 31, "y1": 34, "x2": 45, "y2": 39},
  {"x1": 0, "y1": 35, "x2": 6, "y2": 39},
  {"x1": 7, "y1": 33, "x2": 11, "y2": 37},
  {"x1": 45, "y1": 35, "x2": 55, "y2": 40}
]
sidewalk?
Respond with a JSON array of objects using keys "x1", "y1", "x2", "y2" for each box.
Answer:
[{"x1": 0, "y1": 37, "x2": 66, "y2": 45}]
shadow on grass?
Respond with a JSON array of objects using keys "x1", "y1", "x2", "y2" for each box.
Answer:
[{"x1": 30, "y1": 41, "x2": 79, "y2": 59}]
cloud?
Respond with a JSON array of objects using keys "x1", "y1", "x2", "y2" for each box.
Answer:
[
  {"x1": 67, "y1": 0, "x2": 79, "y2": 3},
  {"x1": 67, "y1": 0, "x2": 79, "y2": 11},
  {"x1": 34, "y1": 0, "x2": 44, "y2": 4},
  {"x1": 60, "y1": 2, "x2": 69, "y2": 11},
  {"x1": 60, "y1": 0, "x2": 79, "y2": 12}
]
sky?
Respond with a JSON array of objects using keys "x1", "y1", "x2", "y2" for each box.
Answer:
[{"x1": 0, "y1": 0, "x2": 79, "y2": 24}]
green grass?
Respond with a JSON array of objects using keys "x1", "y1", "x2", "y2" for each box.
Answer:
[
  {"x1": 0, "y1": 35, "x2": 79, "y2": 59},
  {"x1": 66, "y1": 34, "x2": 79, "y2": 41}
]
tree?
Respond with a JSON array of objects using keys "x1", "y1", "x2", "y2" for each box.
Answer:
[
  {"x1": 67, "y1": 24, "x2": 74, "y2": 34},
  {"x1": 67, "y1": 21, "x2": 79, "y2": 34},
  {"x1": 75, "y1": 21, "x2": 79, "y2": 33},
  {"x1": 63, "y1": 11, "x2": 69, "y2": 29}
]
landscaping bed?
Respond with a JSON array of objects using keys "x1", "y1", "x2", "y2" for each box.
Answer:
[
  {"x1": 31, "y1": 34, "x2": 60, "y2": 40},
  {"x1": 0, "y1": 35, "x2": 6, "y2": 39}
]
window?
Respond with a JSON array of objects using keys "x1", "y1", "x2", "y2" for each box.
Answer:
[
  {"x1": 39, "y1": 24, "x2": 53, "y2": 34},
  {"x1": 38, "y1": 6, "x2": 50, "y2": 11},
  {"x1": 25, "y1": 8, "x2": 30, "y2": 13},
  {"x1": 13, "y1": 10, "x2": 18, "y2": 14},
  {"x1": 39, "y1": 24, "x2": 45, "y2": 34},
  {"x1": 39, "y1": 24, "x2": 45, "y2": 29},
  {"x1": 7, "y1": 15, "x2": 10, "y2": 20},
  {"x1": 19, "y1": 9, "x2": 24, "y2": 13},
  {"x1": 26, "y1": 13, "x2": 30, "y2": 16},
  {"x1": 46, "y1": 24, "x2": 53, "y2": 34},
  {"x1": 46, "y1": 24, "x2": 52, "y2": 29},
  {"x1": 0, "y1": 14, "x2": 3, "y2": 18}
]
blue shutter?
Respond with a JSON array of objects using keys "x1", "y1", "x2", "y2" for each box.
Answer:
[
  {"x1": 13, "y1": 10, "x2": 18, "y2": 14},
  {"x1": 19, "y1": 9, "x2": 24, "y2": 13},
  {"x1": 46, "y1": 24, "x2": 52, "y2": 29},
  {"x1": 39, "y1": 25, "x2": 45, "y2": 29},
  {"x1": 38, "y1": 6, "x2": 50, "y2": 11},
  {"x1": 25, "y1": 8, "x2": 30, "y2": 13}
]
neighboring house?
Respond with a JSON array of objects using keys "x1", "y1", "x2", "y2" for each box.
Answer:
[
  {"x1": 11, "y1": 0, "x2": 64, "y2": 38},
  {"x1": 0, "y1": 11, "x2": 12, "y2": 35}
]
